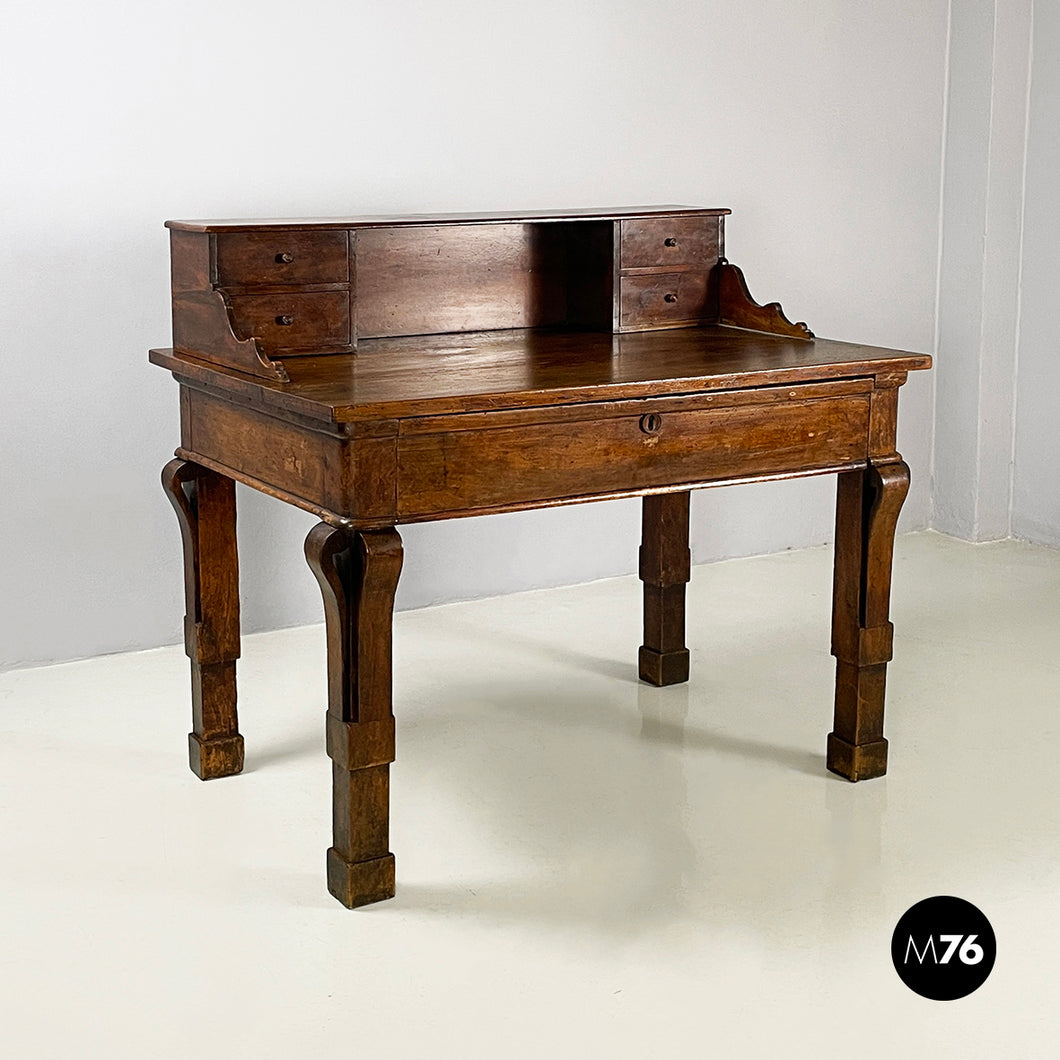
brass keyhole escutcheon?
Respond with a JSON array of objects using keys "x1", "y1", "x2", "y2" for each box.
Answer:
[{"x1": 640, "y1": 413, "x2": 662, "y2": 435}]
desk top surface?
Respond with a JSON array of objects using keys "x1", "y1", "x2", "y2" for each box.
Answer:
[
  {"x1": 150, "y1": 325, "x2": 931, "y2": 424},
  {"x1": 165, "y1": 205, "x2": 729, "y2": 233}
]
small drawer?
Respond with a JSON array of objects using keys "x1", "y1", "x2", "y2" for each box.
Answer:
[
  {"x1": 397, "y1": 384, "x2": 871, "y2": 518},
  {"x1": 215, "y1": 230, "x2": 349, "y2": 286},
  {"x1": 226, "y1": 291, "x2": 351, "y2": 351},
  {"x1": 619, "y1": 271, "x2": 710, "y2": 329},
  {"x1": 620, "y1": 216, "x2": 718, "y2": 269}
]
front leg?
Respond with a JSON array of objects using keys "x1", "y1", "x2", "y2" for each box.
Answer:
[
  {"x1": 161, "y1": 459, "x2": 244, "y2": 779},
  {"x1": 828, "y1": 461, "x2": 910, "y2": 780},
  {"x1": 305, "y1": 523, "x2": 403, "y2": 908}
]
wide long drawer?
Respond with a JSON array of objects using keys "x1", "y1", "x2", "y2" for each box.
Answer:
[{"x1": 396, "y1": 380, "x2": 872, "y2": 519}]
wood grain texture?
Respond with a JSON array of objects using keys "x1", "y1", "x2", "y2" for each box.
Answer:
[
  {"x1": 868, "y1": 377, "x2": 904, "y2": 460},
  {"x1": 153, "y1": 206, "x2": 932, "y2": 906},
  {"x1": 161, "y1": 459, "x2": 244, "y2": 780},
  {"x1": 172, "y1": 292, "x2": 292, "y2": 382},
  {"x1": 715, "y1": 259, "x2": 815, "y2": 340},
  {"x1": 183, "y1": 388, "x2": 336, "y2": 509},
  {"x1": 170, "y1": 230, "x2": 290, "y2": 382},
  {"x1": 639, "y1": 492, "x2": 691, "y2": 685},
  {"x1": 619, "y1": 271, "x2": 710, "y2": 330},
  {"x1": 305, "y1": 523, "x2": 403, "y2": 908},
  {"x1": 620, "y1": 216, "x2": 719, "y2": 269},
  {"x1": 304, "y1": 523, "x2": 403, "y2": 725},
  {"x1": 355, "y1": 223, "x2": 569, "y2": 338},
  {"x1": 396, "y1": 390, "x2": 871, "y2": 519},
  {"x1": 226, "y1": 290, "x2": 351, "y2": 352},
  {"x1": 171, "y1": 208, "x2": 732, "y2": 374},
  {"x1": 828, "y1": 460, "x2": 910, "y2": 781},
  {"x1": 150, "y1": 326, "x2": 931, "y2": 424},
  {"x1": 215, "y1": 229, "x2": 349, "y2": 286},
  {"x1": 179, "y1": 385, "x2": 397, "y2": 521},
  {"x1": 166, "y1": 205, "x2": 732, "y2": 233}
]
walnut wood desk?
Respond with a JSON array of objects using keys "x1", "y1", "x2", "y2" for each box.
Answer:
[{"x1": 150, "y1": 206, "x2": 931, "y2": 908}]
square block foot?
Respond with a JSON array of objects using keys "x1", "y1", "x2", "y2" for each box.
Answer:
[
  {"x1": 826, "y1": 733, "x2": 888, "y2": 781},
  {"x1": 188, "y1": 732, "x2": 245, "y2": 780},
  {"x1": 327, "y1": 848, "x2": 396, "y2": 908},
  {"x1": 638, "y1": 646, "x2": 690, "y2": 686}
]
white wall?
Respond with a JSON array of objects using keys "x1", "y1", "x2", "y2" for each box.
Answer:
[
  {"x1": 1012, "y1": 3, "x2": 1060, "y2": 546},
  {"x1": 931, "y1": 0, "x2": 1060, "y2": 550},
  {"x1": 933, "y1": 0, "x2": 1032, "y2": 541},
  {"x1": 0, "y1": 0, "x2": 947, "y2": 671}
]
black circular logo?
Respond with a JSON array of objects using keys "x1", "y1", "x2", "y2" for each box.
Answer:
[{"x1": 891, "y1": 896, "x2": 996, "y2": 1000}]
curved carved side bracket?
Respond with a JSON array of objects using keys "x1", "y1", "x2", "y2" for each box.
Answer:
[
  {"x1": 356, "y1": 530, "x2": 404, "y2": 626},
  {"x1": 305, "y1": 523, "x2": 353, "y2": 719},
  {"x1": 173, "y1": 289, "x2": 290, "y2": 382},
  {"x1": 162, "y1": 458, "x2": 201, "y2": 624},
  {"x1": 305, "y1": 523, "x2": 404, "y2": 723},
  {"x1": 867, "y1": 459, "x2": 911, "y2": 526},
  {"x1": 714, "y1": 259, "x2": 815, "y2": 340},
  {"x1": 863, "y1": 459, "x2": 910, "y2": 625}
]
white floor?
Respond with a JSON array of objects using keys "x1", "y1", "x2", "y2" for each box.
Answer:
[{"x1": 1, "y1": 531, "x2": 1057, "y2": 1057}]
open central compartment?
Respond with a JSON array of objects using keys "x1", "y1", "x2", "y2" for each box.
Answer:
[{"x1": 352, "y1": 220, "x2": 616, "y2": 339}]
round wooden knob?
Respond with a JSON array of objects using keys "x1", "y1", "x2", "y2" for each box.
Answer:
[
  {"x1": 664, "y1": 292, "x2": 678, "y2": 303},
  {"x1": 276, "y1": 314, "x2": 295, "y2": 326},
  {"x1": 640, "y1": 413, "x2": 663, "y2": 435},
  {"x1": 276, "y1": 252, "x2": 294, "y2": 264},
  {"x1": 664, "y1": 237, "x2": 678, "y2": 247}
]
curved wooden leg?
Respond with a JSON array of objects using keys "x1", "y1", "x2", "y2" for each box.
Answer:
[
  {"x1": 828, "y1": 461, "x2": 910, "y2": 781},
  {"x1": 161, "y1": 459, "x2": 244, "y2": 780},
  {"x1": 306, "y1": 522, "x2": 403, "y2": 908},
  {"x1": 639, "y1": 491, "x2": 691, "y2": 686}
]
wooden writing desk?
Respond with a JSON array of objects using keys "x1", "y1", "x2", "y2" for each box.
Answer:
[{"x1": 151, "y1": 206, "x2": 931, "y2": 907}]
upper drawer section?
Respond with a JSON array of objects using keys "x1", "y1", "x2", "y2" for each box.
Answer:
[
  {"x1": 226, "y1": 291, "x2": 351, "y2": 351},
  {"x1": 619, "y1": 271, "x2": 710, "y2": 329},
  {"x1": 620, "y1": 216, "x2": 718, "y2": 269},
  {"x1": 215, "y1": 230, "x2": 349, "y2": 286}
]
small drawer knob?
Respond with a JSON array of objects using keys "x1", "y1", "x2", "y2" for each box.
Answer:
[
  {"x1": 664, "y1": 292, "x2": 678, "y2": 303},
  {"x1": 276, "y1": 252, "x2": 294, "y2": 264},
  {"x1": 640, "y1": 413, "x2": 663, "y2": 435},
  {"x1": 664, "y1": 237, "x2": 678, "y2": 247},
  {"x1": 276, "y1": 314, "x2": 295, "y2": 326}
]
